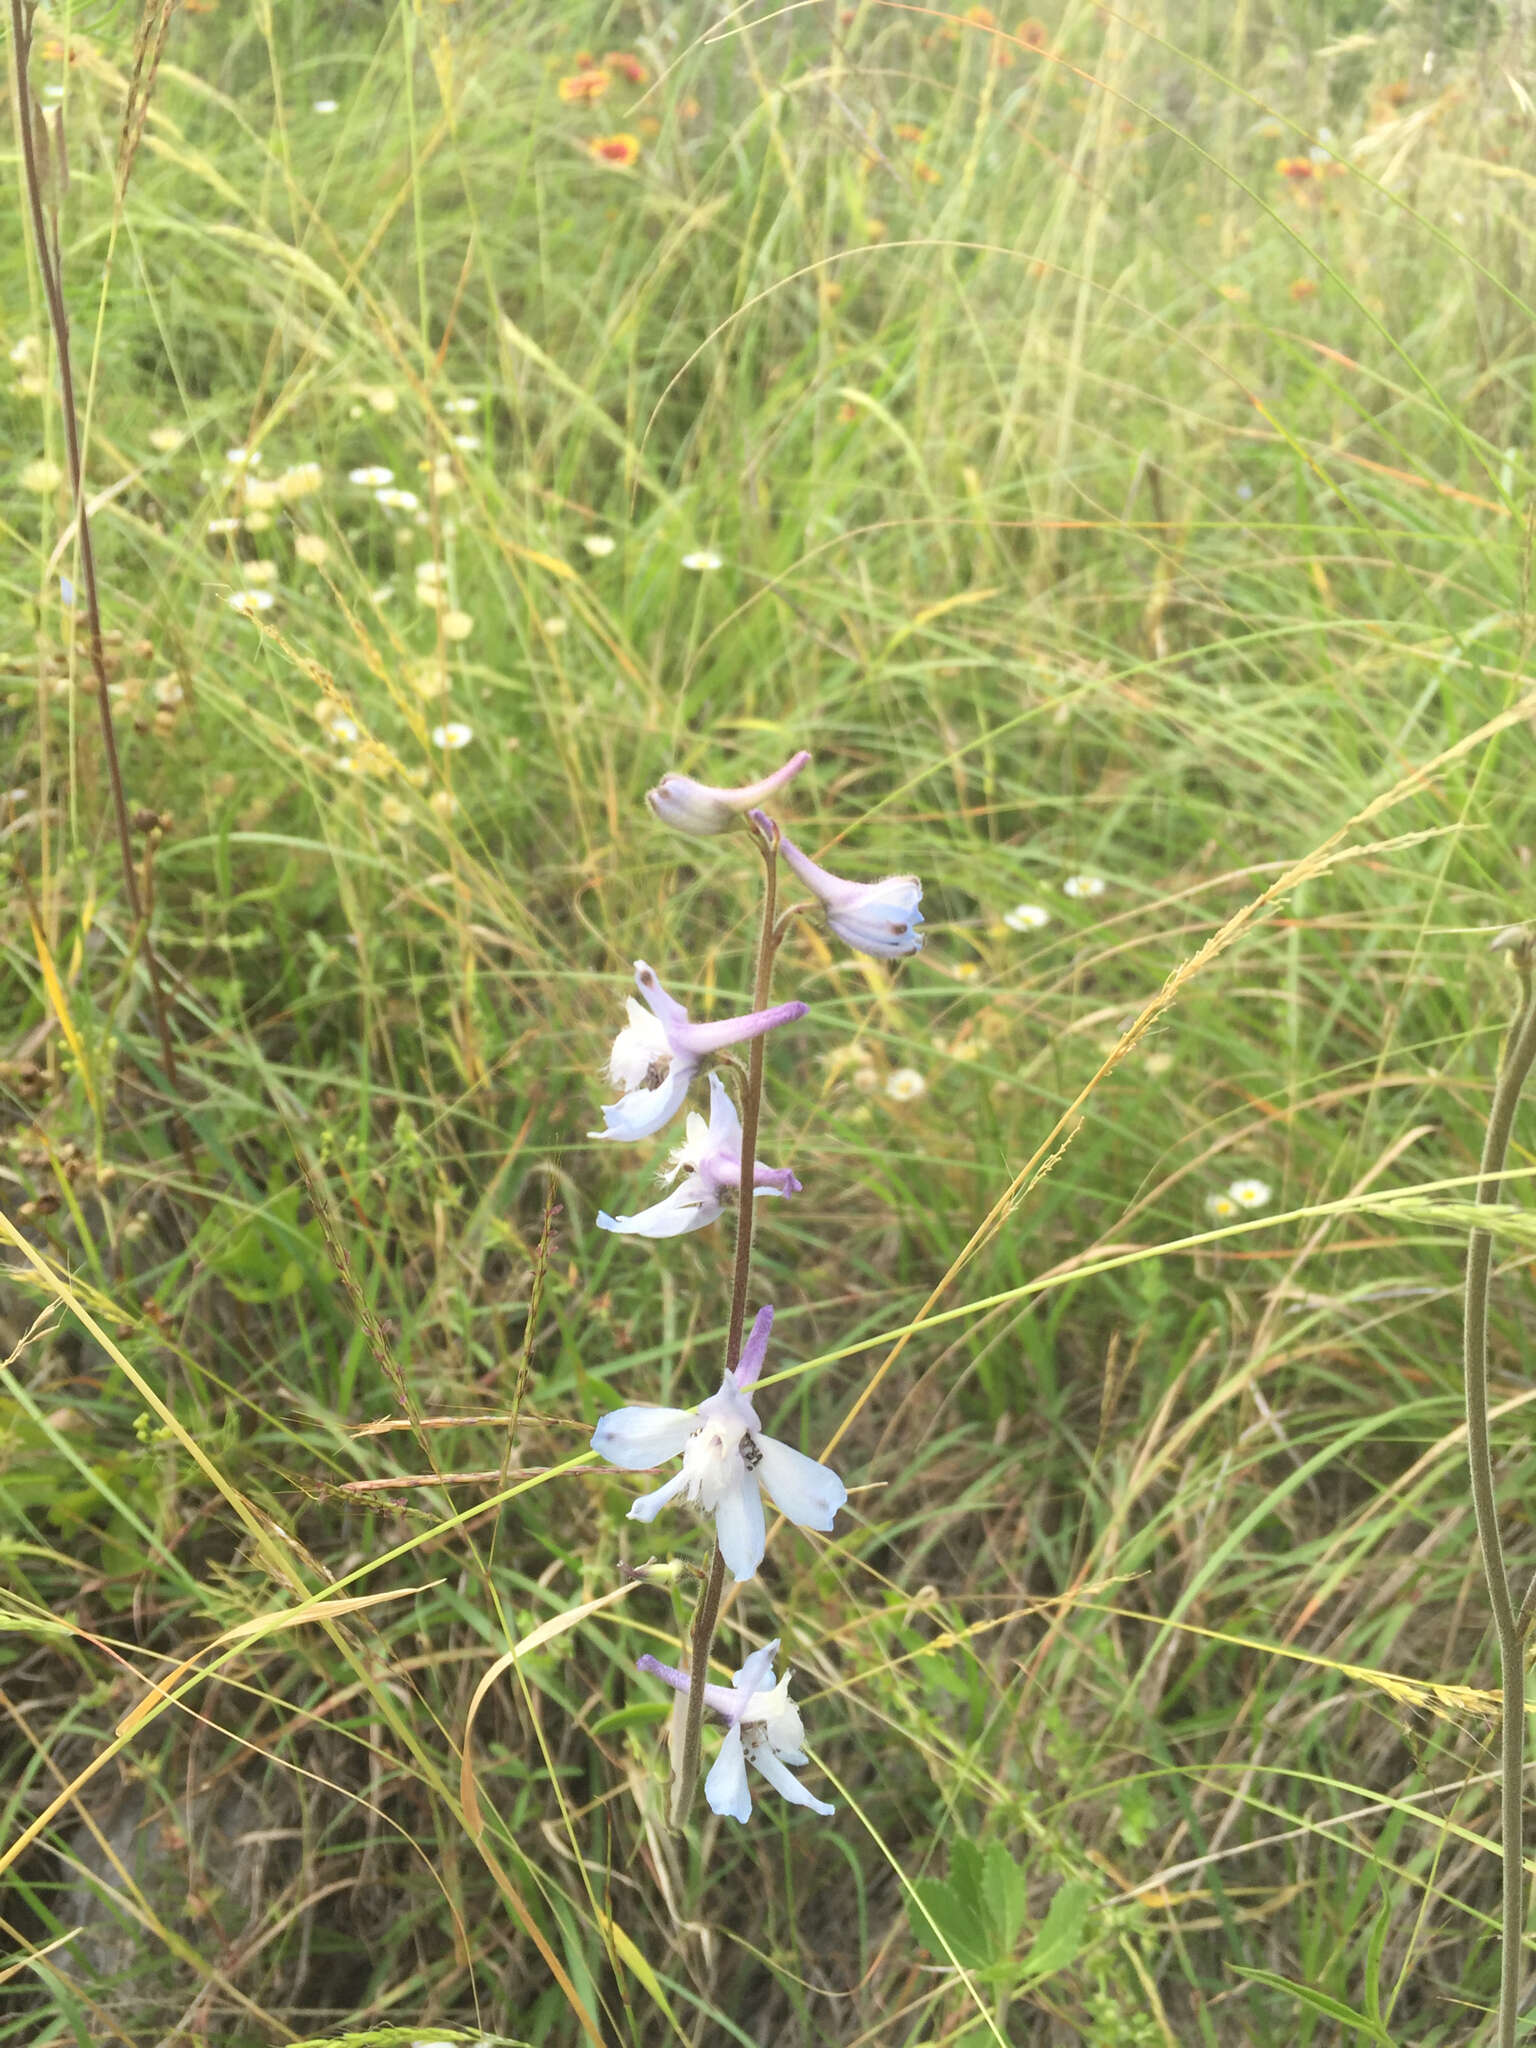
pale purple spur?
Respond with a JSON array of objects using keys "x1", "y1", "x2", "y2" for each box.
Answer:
[{"x1": 647, "y1": 750, "x2": 811, "y2": 837}]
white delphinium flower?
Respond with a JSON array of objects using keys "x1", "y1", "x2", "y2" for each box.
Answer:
[
  {"x1": 1229, "y1": 1178, "x2": 1272, "y2": 1209},
  {"x1": 885, "y1": 1067, "x2": 926, "y2": 1102},
  {"x1": 598, "y1": 1072, "x2": 800, "y2": 1239},
  {"x1": 430, "y1": 721, "x2": 473, "y2": 750},
  {"x1": 646, "y1": 751, "x2": 810, "y2": 838},
  {"x1": 774, "y1": 823, "x2": 923, "y2": 959},
  {"x1": 349, "y1": 465, "x2": 394, "y2": 487},
  {"x1": 1003, "y1": 903, "x2": 1050, "y2": 931},
  {"x1": 681, "y1": 549, "x2": 723, "y2": 571},
  {"x1": 636, "y1": 1637, "x2": 835, "y2": 1820},
  {"x1": 592, "y1": 1305, "x2": 846, "y2": 1583},
  {"x1": 1062, "y1": 874, "x2": 1105, "y2": 899},
  {"x1": 592, "y1": 961, "x2": 807, "y2": 1142}
]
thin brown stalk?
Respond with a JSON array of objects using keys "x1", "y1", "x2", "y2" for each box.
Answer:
[
  {"x1": 10, "y1": 0, "x2": 190, "y2": 1168},
  {"x1": 668, "y1": 820, "x2": 782, "y2": 1829}
]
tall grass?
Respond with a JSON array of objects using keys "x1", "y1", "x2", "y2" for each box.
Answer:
[{"x1": 4, "y1": 0, "x2": 1536, "y2": 2040}]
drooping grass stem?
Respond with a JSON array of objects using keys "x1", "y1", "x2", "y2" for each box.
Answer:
[
  {"x1": 1464, "y1": 931, "x2": 1536, "y2": 2047},
  {"x1": 668, "y1": 819, "x2": 781, "y2": 1830},
  {"x1": 10, "y1": 0, "x2": 188, "y2": 1165}
]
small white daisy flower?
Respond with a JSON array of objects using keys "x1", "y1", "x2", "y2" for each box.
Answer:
[
  {"x1": 444, "y1": 396, "x2": 478, "y2": 415},
  {"x1": 148, "y1": 425, "x2": 184, "y2": 453},
  {"x1": 1062, "y1": 874, "x2": 1106, "y2": 899},
  {"x1": 1003, "y1": 903, "x2": 1050, "y2": 931},
  {"x1": 1205, "y1": 1192, "x2": 1239, "y2": 1221},
  {"x1": 431, "y1": 721, "x2": 473, "y2": 750},
  {"x1": 278, "y1": 461, "x2": 324, "y2": 500},
  {"x1": 414, "y1": 560, "x2": 446, "y2": 587},
  {"x1": 885, "y1": 1067, "x2": 927, "y2": 1103},
  {"x1": 582, "y1": 533, "x2": 616, "y2": 557},
  {"x1": 225, "y1": 589, "x2": 274, "y2": 615},
  {"x1": 451, "y1": 432, "x2": 481, "y2": 451},
  {"x1": 313, "y1": 97, "x2": 339, "y2": 113},
  {"x1": 375, "y1": 486, "x2": 419, "y2": 512},
  {"x1": 1229, "y1": 1178, "x2": 1272, "y2": 1210},
  {"x1": 226, "y1": 446, "x2": 261, "y2": 468},
  {"x1": 365, "y1": 387, "x2": 400, "y2": 414},
  {"x1": 681, "y1": 549, "x2": 724, "y2": 572},
  {"x1": 349, "y1": 465, "x2": 394, "y2": 487},
  {"x1": 328, "y1": 714, "x2": 361, "y2": 744}
]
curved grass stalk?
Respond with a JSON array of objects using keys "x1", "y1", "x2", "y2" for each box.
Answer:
[{"x1": 1464, "y1": 931, "x2": 1536, "y2": 2046}]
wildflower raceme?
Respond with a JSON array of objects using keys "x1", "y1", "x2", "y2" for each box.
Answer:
[
  {"x1": 591, "y1": 962, "x2": 806, "y2": 1143},
  {"x1": 592, "y1": 1306, "x2": 847, "y2": 1581},
  {"x1": 584, "y1": 748, "x2": 921, "y2": 1824}
]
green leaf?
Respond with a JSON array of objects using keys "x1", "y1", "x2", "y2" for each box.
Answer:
[
  {"x1": 1231, "y1": 1966, "x2": 1396, "y2": 2044},
  {"x1": 981, "y1": 1842, "x2": 1027, "y2": 1952},
  {"x1": 1021, "y1": 1878, "x2": 1094, "y2": 1980},
  {"x1": 907, "y1": 1877, "x2": 991, "y2": 1972}
]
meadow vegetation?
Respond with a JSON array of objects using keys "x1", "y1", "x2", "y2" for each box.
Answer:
[{"x1": 4, "y1": 0, "x2": 1536, "y2": 2040}]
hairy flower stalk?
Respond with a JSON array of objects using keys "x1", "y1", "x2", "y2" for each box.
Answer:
[
  {"x1": 663, "y1": 819, "x2": 787, "y2": 1825},
  {"x1": 1465, "y1": 926, "x2": 1536, "y2": 2048}
]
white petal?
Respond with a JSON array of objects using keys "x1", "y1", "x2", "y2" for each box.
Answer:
[
  {"x1": 730, "y1": 1638, "x2": 780, "y2": 1705},
  {"x1": 705, "y1": 1723, "x2": 753, "y2": 1822},
  {"x1": 598, "y1": 1182, "x2": 720, "y2": 1238},
  {"x1": 753, "y1": 1434, "x2": 847, "y2": 1532},
  {"x1": 626, "y1": 1469, "x2": 691, "y2": 1523},
  {"x1": 712, "y1": 1472, "x2": 767, "y2": 1582},
  {"x1": 704, "y1": 1070, "x2": 742, "y2": 1154},
  {"x1": 591, "y1": 1062, "x2": 694, "y2": 1142},
  {"x1": 591, "y1": 1405, "x2": 697, "y2": 1470},
  {"x1": 751, "y1": 1740, "x2": 834, "y2": 1816}
]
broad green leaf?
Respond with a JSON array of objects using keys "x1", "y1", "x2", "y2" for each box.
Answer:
[{"x1": 1021, "y1": 1878, "x2": 1094, "y2": 1980}]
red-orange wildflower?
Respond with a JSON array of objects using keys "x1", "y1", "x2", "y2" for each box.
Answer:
[
  {"x1": 604, "y1": 50, "x2": 648, "y2": 84},
  {"x1": 1018, "y1": 18, "x2": 1048, "y2": 47},
  {"x1": 1276, "y1": 156, "x2": 1316, "y2": 181},
  {"x1": 589, "y1": 132, "x2": 641, "y2": 168},
  {"x1": 1289, "y1": 277, "x2": 1318, "y2": 301},
  {"x1": 559, "y1": 69, "x2": 610, "y2": 103}
]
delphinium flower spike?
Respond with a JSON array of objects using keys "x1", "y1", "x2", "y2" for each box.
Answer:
[
  {"x1": 590, "y1": 961, "x2": 806, "y2": 1143},
  {"x1": 597, "y1": 1073, "x2": 801, "y2": 1240},
  {"x1": 769, "y1": 818, "x2": 923, "y2": 958},
  {"x1": 592, "y1": 1304, "x2": 846, "y2": 1581},
  {"x1": 636, "y1": 1637, "x2": 834, "y2": 1820},
  {"x1": 647, "y1": 749, "x2": 811, "y2": 837}
]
